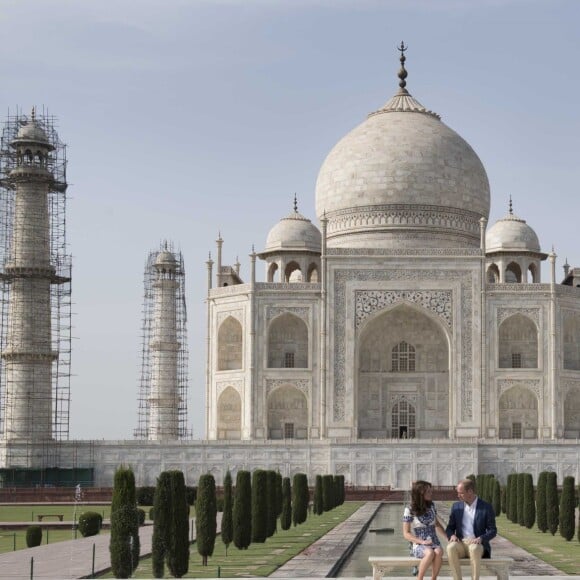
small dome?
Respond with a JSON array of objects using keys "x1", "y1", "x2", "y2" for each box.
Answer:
[
  {"x1": 264, "y1": 210, "x2": 321, "y2": 254},
  {"x1": 16, "y1": 120, "x2": 50, "y2": 144},
  {"x1": 486, "y1": 211, "x2": 541, "y2": 253},
  {"x1": 155, "y1": 250, "x2": 177, "y2": 269}
]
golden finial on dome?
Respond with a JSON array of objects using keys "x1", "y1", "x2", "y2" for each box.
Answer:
[
  {"x1": 509, "y1": 195, "x2": 513, "y2": 215},
  {"x1": 31, "y1": 106, "x2": 36, "y2": 122},
  {"x1": 397, "y1": 41, "x2": 408, "y2": 91},
  {"x1": 293, "y1": 193, "x2": 298, "y2": 213}
]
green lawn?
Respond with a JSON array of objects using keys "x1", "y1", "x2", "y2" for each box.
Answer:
[
  {"x1": 99, "y1": 502, "x2": 364, "y2": 578},
  {"x1": 0, "y1": 504, "x2": 113, "y2": 522},
  {"x1": 497, "y1": 513, "x2": 580, "y2": 575},
  {"x1": 0, "y1": 504, "x2": 125, "y2": 554}
]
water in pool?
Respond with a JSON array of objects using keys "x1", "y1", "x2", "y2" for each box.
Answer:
[{"x1": 337, "y1": 503, "x2": 416, "y2": 578}]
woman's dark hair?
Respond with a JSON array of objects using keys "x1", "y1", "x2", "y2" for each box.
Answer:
[{"x1": 410, "y1": 480, "x2": 432, "y2": 516}]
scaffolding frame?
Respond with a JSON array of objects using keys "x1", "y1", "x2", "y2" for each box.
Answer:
[
  {"x1": 0, "y1": 109, "x2": 71, "y2": 467},
  {"x1": 134, "y1": 244, "x2": 190, "y2": 439}
]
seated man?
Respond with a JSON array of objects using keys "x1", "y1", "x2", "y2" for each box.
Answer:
[{"x1": 445, "y1": 478, "x2": 497, "y2": 580}]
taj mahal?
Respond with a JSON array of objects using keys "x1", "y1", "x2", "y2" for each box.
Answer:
[{"x1": 1, "y1": 46, "x2": 579, "y2": 488}]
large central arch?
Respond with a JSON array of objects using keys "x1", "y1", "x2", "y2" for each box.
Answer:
[{"x1": 357, "y1": 303, "x2": 450, "y2": 439}]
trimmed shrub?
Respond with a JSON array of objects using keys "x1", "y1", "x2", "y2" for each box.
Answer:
[
  {"x1": 109, "y1": 466, "x2": 140, "y2": 579},
  {"x1": 505, "y1": 474, "x2": 512, "y2": 519},
  {"x1": 149, "y1": 507, "x2": 155, "y2": 521},
  {"x1": 517, "y1": 473, "x2": 525, "y2": 526},
  {"x1": 475, "y1": 474, "x2": 484, "y2": 498},
  {"x1": 165, "y1": 471, "x2": 189, "y2": 577},
  {"x1": 560, "y1": 476, "x2": 576, "y2": 541},
  {"x1": 280, "y1": 477, "x2": 291, "y2": 531},
  {"x1": 292, "y1": 473, "x2": 309, "y2": 526},
  {"x1": 492, "y1": 479, "x2": 501, "y2": 517},
  {"x1": 322, "y1": 475, "x2": 334, "y2": 512},
  {"x1": 196, "y1": 473, "x2": 217, "y2": 566},
  {"x1": 137, "y1": 508, "x2": 146, "y2": 526},
  {"x1": 266, "y1": 470, "x2": 277, "y2": 537},
  {"x1": 546, "y1": 471, "x2": 559, "y2": 535},
  {"x1": 78, "y1": 511, "x2": 103, "y2": 537},
  {"x1": 233, "y1": 470, "x2": 251, "y2": 550},
  {"x1": 275, "y1": 472, "x2": 283, "y2": 517},
  {"x1": 313, "y1": 475, "x2": 323, "y2": 515},
  {"x1": 152, "y1": 472, "x2": 171, "y2": 578},
  {"x1": 500, "y1": 484, "x2": 507, "y2": 515},
  {"x1": 523, "y1": 473, "x2": 535, "y2": 529},
  {"x1": 251, "y1": 469, "x2": 267, "y2": 543},
  {"x1": 137, "y1": 486, "x2": 155, "y2": 506},
  {"x1": 221, "y1": 470, "x2": 233, "y2": 555},
  {"x1": 536, "y1": 471, "x2": 548, "y2": 533},
  {"x1": 26, "y1": 525, "x2": 42, "y2": 547},
  {"x1": 508, "y1": 473, "x2": 518, "y2": 523}
]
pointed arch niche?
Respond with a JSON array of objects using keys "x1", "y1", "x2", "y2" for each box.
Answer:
[
  {"x1": 217, "y1": 316, "x2": 243, "y2": 370},
  {"x1": 267, "y1": 385, "x2": 308, "y2": 439},
  {"x1": 217, "y1": 387, "x2": 242, "y2": 439},
  {"x1": 267, "y1": 313, "x2": 308, "y2": 368},
  {"x1": 564, "y1": 387, "x2": 580, "y2": 437},
  {"x1": 498, "y1": 314, "x2": 538, "y2": 368},
  {"x1": 498, "y1": 386, "x2": 538, "y2": 439},
  {"x1": 357, "y1": 303, "x2": 449, "y2": 439}
]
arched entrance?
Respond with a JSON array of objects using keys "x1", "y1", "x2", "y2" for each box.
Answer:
[{"x1": 357, "y1": 304, "x2": 449, "y2": 439}]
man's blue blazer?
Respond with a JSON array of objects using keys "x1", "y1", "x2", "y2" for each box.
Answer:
[{"x1": 445, "y1": 498, "x2": 497, "y2": 558}]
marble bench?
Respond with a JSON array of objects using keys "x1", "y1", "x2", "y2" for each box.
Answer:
[{"x1": 369, "y1": 555, "x2": 513, "y2": 580}]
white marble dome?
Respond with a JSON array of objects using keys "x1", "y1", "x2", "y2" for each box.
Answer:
[
  {"x1": 315, "y1": 87, "x2": 490, "y2": 248},
  {"x1": 264, "y1": 210, "x2": 321, "y2": 254},
  {"x1": 486, "y1": 211, "x2": 541, "y2": 253},
  {"x1": 155, "y1": 249, "x2": 177, "y2": 269},
  {"x1": 16, "y1": 120, "x2": 49, "y2": 144}
]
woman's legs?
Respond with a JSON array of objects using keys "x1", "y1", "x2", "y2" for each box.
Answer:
[
  {"x1": 417, "y1": 548, "x2": 435, "y2": 580},
  {"x1": 430, "y1": 547, "x2": 444, "y2": 579}
]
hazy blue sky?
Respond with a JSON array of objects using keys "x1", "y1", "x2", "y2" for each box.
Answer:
[{"x1": 1, "y1": 0, "x2": 579, "y2": 439}]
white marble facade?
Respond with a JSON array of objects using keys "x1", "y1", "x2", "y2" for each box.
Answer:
[{"x1": 3, "y1": 57, "x2": 580, "y2": 488}]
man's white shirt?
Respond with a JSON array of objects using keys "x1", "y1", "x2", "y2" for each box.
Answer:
[{"x1": 461, "y1": 496, "x2": 478, "y2": 539}]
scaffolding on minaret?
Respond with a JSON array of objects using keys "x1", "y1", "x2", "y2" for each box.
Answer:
[
  {"x1": 134, "y1": 242, "x2": 190, "y2": 440},
  {"x1": 0, "y1": 110, "x2": 71, "y2": 467}
]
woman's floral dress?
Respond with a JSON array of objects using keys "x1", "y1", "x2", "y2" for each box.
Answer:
[{"x1": 402, "y1": 503, "x2": 441, "y2": 558}]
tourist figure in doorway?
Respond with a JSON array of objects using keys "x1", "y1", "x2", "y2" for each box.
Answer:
[
  {"x1": 446, "y1": 478, "x2": 497, "y2": 580},
  {"x1": 402, "y1": 480, "x2": 446, "y2": 580}
]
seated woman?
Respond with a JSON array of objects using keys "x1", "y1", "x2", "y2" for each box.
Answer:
[{"x1": 402, "y1": 480, "x2": 446, "y2": 580}]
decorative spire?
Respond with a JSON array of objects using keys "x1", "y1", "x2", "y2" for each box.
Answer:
[
  {"x1": 509, "y1": 195, "x2": 513, "y2": 215},
  {"x1": 31, "y1": 106, "x2": 36, "y2": 122},
  {"x1": 293, "y1": 193, "x2": 298, "y2": 213},
  {"x1": 397, "y1": 41, "x2": 408, "y2": 92}
]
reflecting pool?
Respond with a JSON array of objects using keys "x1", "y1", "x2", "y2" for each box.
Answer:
[{"x1": 336, "y1": 503, "x2": 413, "y2": 577}]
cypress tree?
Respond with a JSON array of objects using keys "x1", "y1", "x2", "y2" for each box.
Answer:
[
  {"x1": 292, "y1": 473, "x2": 308, "y2": 526},
  {"x1": 508, "y1": 473, "x2": 518, "y2": 523},
  {"x1": 536, "y1": 471, "x2": 548, "y2": 533},
  {"x1": 500, "y1": 484, "x2": 507, "y2": 515},
  {"x1": 333, "y1": 476, "x2": 341, "y2": 509},
  {"x1": 559, "y1": 476, "x2": 576, "y2": 541},
  {"x1": 233, "y1": 470, "x2": 251, "y2": 549},
  {"x1": 221, "y1": 471, "x2": 233, "y2": 555},
  {"x1": 492, "y1": 478, "x2": 501, "y2": 517},
  {"x1": 476, "y1": 474, "x2": 484, "y2": 499},
  {"x1": 517, "y1": 473, "x2": 525, "y2": 525},
  {"x1": 313, "y1": 475, "x2": 323, "y2": 515},
  {"x1": 275, "y1": 472, "x2": 283, "y2": 517},
  {"x1": 251, "y1": 469, "x2": 267, "y2": 542},
  {"x1": 196, "y1": 473, "x2": 217, "y2": 566},
  {"x1": 505, "y1": 474, "x2": 512, "y2": 519},
  {"x1": 166, "y1": 471, "x2": 189, "y2": 578},
  {"x1": 280, "y1": 477, "x2": 292, "y2": 530},
  {"x1": 152, "y1": 472, "x2": 171, "y2": 578},
  {"x1": 322, "y1": 475, "x2": 334, "y2": 512},
  {"x1": 523, "y1": 473, "x2": 535, "y2": 529},
  {"x1": 109, "y1": 466, "x2": 140, "y2": 579},
  {"x1": 546, "y1": 471, "x2": 559, "y2": 535},
  {"x1": 266, "y1": 470, "x2": 277, "y2": 537}
]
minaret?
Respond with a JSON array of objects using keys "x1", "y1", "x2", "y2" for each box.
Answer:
[
  {"x1": 0, "y1": 110, "x2": 70, "y2": 448},
  {"x1": 135, "y1": 242, "x2": 189, "y2": 440}
]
